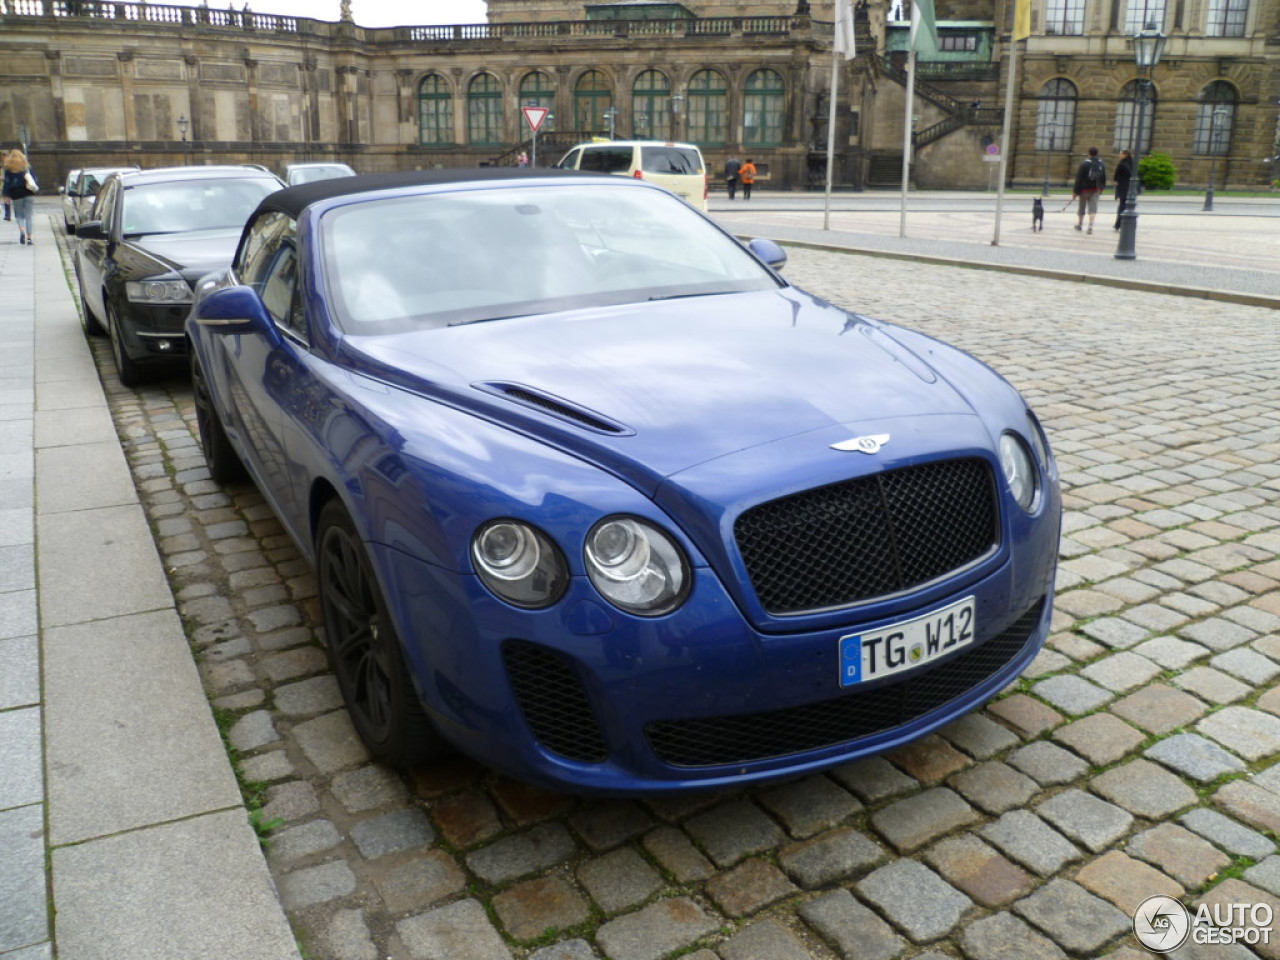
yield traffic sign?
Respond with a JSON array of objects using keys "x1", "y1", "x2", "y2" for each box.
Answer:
[{"x1": 521, "y1": 106, "x2": 549, "y2": 133}]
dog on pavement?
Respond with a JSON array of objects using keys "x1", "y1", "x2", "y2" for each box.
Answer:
[{"x1": 1032, "y1": 197, "x2": 1044, "y2": 232}]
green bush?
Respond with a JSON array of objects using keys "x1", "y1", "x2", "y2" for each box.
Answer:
[{"x1": 1138, "y1": 152, "x2": 1177, "y2": 190}]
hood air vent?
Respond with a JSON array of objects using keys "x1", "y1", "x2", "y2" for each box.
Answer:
[{"x1": 477, "y1": 382, "x2": 632, "y2": 436}]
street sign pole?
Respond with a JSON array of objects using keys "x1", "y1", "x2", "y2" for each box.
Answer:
[{"x1": 521, "y1": 105, "x2": 549, "y2": 167}]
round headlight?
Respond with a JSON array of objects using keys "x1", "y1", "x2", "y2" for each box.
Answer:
[
  {"x1": 585, "y1": 517, "x2": 689, "y2": 617},
  {"x1": 472, "y1": 520, "x2": 568, "y2": 609},
  {"x1": 1000, "y1": 433, "x2": 1037, "y2": 512}
]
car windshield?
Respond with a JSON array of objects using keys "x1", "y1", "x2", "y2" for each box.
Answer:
[
  {"x1": 321, "y1": 182, "x2": 781, "y2": 335},
  {"x1": 289, "y1": 165, "x2": 355, "y2": 185},
  {"x1": 121, "y1": 177, "x2": 281, "y2": 237}
]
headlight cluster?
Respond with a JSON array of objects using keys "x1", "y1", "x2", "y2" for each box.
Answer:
[
  {"x1": 126, "y1": 278, "x2": 194, "y2": 304},
  {"x1": 471, "y1": 515, "x2": 689, "y2": 616},
  {"x1": 1000, "y1": 426, "x2": 1045, "y2": 513}
]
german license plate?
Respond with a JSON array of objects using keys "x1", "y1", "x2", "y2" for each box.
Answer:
[{"x1": 838, "y1": 596, "x2": 976, "y2": 687}]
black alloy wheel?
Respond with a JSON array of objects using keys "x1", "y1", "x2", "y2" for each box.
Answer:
[
  {"x1": 190, "y1": 351, "x2": 246, "y2": 483},
  {"x1": 76, "y1": 263, "x2": 105, "y2": 337},
  {"x1": 106, "y1": 299, "x2": 144, "y2": 387},
  {"x1": 316, "y1": 500, "x2": 443, "y2": 767}
]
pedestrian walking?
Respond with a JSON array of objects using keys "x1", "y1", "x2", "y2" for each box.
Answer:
[
  {"x1": 2, "y1": 148, "x2": 39, "y2": 245},
  {"x1": 1070, "y1": 146, "x2": 1105, "y2": 235},
  {"x1": 739, "y1": 158, "x2": 757, "y2": 200},
  {"x1": 724, "y1": 156, "x2": 741, "y2": 200},
  {"x1": 516, "y1": 150, "x2": 529, "y2": 168},
  {"x1": 1112, "y1": 149, "x2": 1133, "y2": 231}
]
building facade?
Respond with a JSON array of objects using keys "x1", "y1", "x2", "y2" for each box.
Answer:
[{"x1": 1, "y1": 0, "x2": 1276, "y2": 194}]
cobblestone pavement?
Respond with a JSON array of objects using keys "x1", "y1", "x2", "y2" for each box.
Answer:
[{"x1": 78, "y1": 243, "x2": 1280, "y2": 960}]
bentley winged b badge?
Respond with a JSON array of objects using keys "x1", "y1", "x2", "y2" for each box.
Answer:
[{"x1": 831, "y1": 434, "x2": 891, "y2": 454}]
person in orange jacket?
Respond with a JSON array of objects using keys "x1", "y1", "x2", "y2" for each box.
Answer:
[{"x1": 739, "y1": 159, "x2": 757, "y2": 200}]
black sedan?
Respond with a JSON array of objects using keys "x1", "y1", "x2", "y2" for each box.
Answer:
[{"x1": 74, "y1": 164, "x2": 283, "y2": 385}]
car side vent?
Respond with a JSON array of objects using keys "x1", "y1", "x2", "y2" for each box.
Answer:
[{"x1": 478, "y1": 382, "x2": 631, "y2": 435}]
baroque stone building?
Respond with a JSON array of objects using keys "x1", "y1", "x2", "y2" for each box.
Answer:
[{"x1": 1, "y1": 0, "x2": 1276, "y2": 193}]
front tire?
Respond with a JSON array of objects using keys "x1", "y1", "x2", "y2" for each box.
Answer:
[
  {"x1": 316, "y1": 500, "x2": 443, "y2": 767},
  {"x1": 106, "y1": 300, "x2": 144, "y2": 387},
  {"x1": 76, "y1": 263, "x2": 105, "y2": 337},
  {"x1": 191, "y1": 350, "x2": 246, "y2": 483}
]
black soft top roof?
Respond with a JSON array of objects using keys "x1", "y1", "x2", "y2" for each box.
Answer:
[{"x1": 252, "y1": 166, "x2": 597, "y2": 221}]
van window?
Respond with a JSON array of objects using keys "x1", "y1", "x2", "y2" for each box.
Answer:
[
  {"x1": 640, "y1": 146, "x2": 702, "y2": 175},
  {"x1": 580, "y1": 147, "x2": 635, "y2": 174}
]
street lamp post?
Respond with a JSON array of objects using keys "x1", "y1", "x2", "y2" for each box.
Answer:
[
  {"x1": 636, "y1": 111, "x2": 648, "y2": 139},
  {"x1": 602, "y1": 106, "x2": 618, "y2": 140},
  {"x1": 1041, "y1": 119, "x2": 1064, "y2": 197},
  {"x1": 177, "y1": 114, "x2": 190, "y2": 164},
  {"x1": 1115, "y1": 22, "x2": 1167, "y2": 262},
  {"x1": 1202, "y1": 106, "x2": 1231, "y2": 212}
]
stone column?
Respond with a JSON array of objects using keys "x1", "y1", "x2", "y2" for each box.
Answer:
[
  {"x1": 46, "y1": 51, "x2": 68, "y2": 142},
  {"x1": 397, "y1": 68, "x2": 415, "y2": 145},
  {"x1": 244, "y1": 56, "x2": 260, "y2": 142},
  {"x1": 119, "y1": 50, "x2": 137, "y2": 142},
  {"x1": 184, "y1": 54, "x2": 201, "y2": 141}
]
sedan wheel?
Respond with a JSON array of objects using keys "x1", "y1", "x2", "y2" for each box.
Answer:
[
  {"x1": 191, "y1": 351, "x2": 246, "y2": 483},
  {"x1": 76, "y1": 266, "x2": 105, "y2": 337},
  {"x1": 106, "y1": 300, "x2": 144, "y2": 387},
  {"x1": 317, "y1": 500, "x2": 443, "y2": 767}
]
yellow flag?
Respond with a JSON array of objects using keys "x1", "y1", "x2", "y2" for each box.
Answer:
[{"x1": 1013, "y1": 0, "x2": 1031, "y2": 40}]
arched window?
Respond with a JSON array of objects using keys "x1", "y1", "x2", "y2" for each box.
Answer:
[
  {"x1": 574, "y1": 70, "x2": 612, "y2": 134},
  {"x1": 687, "y1": 69, "x2": 727, "y2": 146},
  {"x1": 743, "y1": 68, "x2": 784, "y2": 147},
  {"x1": 1114, "y1": 79, "x2": 1157, "y2": 154},
  {"x1": 631, "y1": 70, "x2": 671, "y2": 140},
  {"x1": 1044, "y1": 0, "x2": 1084, "y2": 35},
  {"x1": 1124, "y1": 0, "x2": 1167, "y2": 33},
  {"x1": 1194, "y1": 81, "x2": 1236, "y2": 155},
  {"x1": 519, "y1": 71, "x2": 555, "y2": 121},
  {"x1": 1035, "y1": 79, "x2": 1076, "y2": 151},
  {"x1": 418, "y1": 74, "x2": 453, "y2": 146},
  {"x1": 1205, "y1": 0, "x2": 1248, "y2": 36},
  {"x1": 467, "y1": 73, "x2": 503, "y2": 146}
]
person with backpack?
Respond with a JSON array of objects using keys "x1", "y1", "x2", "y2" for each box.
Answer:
[
  {"x1": 1071, "y1": 146, "x2": 1106, "y2": 235},
  {"x1": 739, "y1": 158, "x2": 757, "y2": 200}
]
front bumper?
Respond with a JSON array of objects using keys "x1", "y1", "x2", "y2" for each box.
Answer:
[{"x1": 375, "y1": 542, "x2": 1054, "y2": 795}]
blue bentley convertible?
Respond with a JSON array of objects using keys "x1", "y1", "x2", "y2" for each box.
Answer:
[{"x1": 187, "y1": 168, "x2": 1061, "y2": 794}]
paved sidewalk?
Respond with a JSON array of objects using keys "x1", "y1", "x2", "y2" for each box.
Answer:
[
  {"x1": 0, "y1": 209, "x2": 300, "y2": 959},
  {"x1": 2, "y1": 193, "x2": 1279, "y2": 960}
]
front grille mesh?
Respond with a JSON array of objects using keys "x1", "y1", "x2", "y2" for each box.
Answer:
[
  {"x1": 646, "y1": 598, "x2": 1045, "y2": 768},
  {"x1": 503, "y1": 640, "x2": 607, "y2": 764},
  {"x1": 735, "y1": 458, "x2": 998, "y2": 614}
]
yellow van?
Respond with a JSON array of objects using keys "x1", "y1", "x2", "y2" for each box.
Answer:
[{"x1": 555, "y1": 140, "x2": 708, "y2": 213}]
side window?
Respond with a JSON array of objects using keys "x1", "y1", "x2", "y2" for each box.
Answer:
[
  {"x1": 580, "y1": 147, "x2": 633, "y2": 173},
  {"x1": 558, "y1": 148, "x2": 582, "y2": 170},
  {"x1": 259, "y1": 242, "x2": 304, "y2": 339},
  {"x1": 96, "y1": 180, "x2": 118, "y2": 231},
  {"x1": 236, "y1": 211, "x2": 290, "y2": 286}
]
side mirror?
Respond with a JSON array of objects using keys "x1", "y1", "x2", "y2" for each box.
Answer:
[
  {"x1": 59, "y1": 186, "x2": 66, "y2": 195},
  {"x1": 75, "y1": 220, "x2": 106, "y2": 241},
  {"x1": 747, "y1": 237, "x2": 787, "y2": 271},
  {"x1": 194, "y1": 284, "x2": 275, "y2": 335}
]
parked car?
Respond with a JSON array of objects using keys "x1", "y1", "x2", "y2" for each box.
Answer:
[
  {"x1": 60, "y1": 169, "x2": 82, "y2": 232},
  {"x1": 555, "y1": 140, "x2": 708, "y2": 212},
  {"x1": 74, "y1": 164, "x2": 284, "y2": 385},
  {"x1": 187, "y1": 168, "x2": 1061, "y2": 795},
  {"x1": 61, "y1": 165, "x2": 140, "y2": 234},
  {"x1": 284, "y1": 162, "x2": 356, "y2": 186}
]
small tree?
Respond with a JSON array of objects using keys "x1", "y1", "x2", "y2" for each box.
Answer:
[{"x1": 1139, "y1": 152, "x2": 1177, "y2": 190}]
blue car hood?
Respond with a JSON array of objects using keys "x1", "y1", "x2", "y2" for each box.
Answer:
[
  {"x1": 132, "y1": 228, "x2": 243, "y2": 279},
  {"x1": 348, "y1": 289, "x2": 979, "y2": 490}
]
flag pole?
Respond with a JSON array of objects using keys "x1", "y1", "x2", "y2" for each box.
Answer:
[
  {"x1": 993, "y1": 0, "x2": 1028, "y2": 245},
  {"x1": 824, "y1": 47, "x2": 840, "y2": 230},
  {"x1": 899, "y1": 39, "x2": 916, "y2": 237}
]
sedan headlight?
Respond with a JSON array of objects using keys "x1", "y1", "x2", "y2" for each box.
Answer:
[
  {"x1": 999, "y1": 433, "x2": 1038, "y2": 512},
  {"x1": 126, "y1": 278, "x2": 194, "y2": 304},
  {"x1": 472, "y1": 520, "x2": 568, "y2": 609},
  {"x1": 585, "y1": 517, "x2": 689, "y2": 616}
]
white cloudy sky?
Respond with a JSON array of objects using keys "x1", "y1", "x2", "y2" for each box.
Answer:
[{"x1": 250, "y1": 0, "x2": 490, "y2": 27}]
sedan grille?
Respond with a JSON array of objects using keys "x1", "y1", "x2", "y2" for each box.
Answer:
[
  {"x1": 646, "y1": 598, "x2": 1044, "y2": 768},
  {"x1": 735, "y1": 458, "x2": 998, "y2": 614},
  {"x1": 503, "y1": 640, "x2": 608, "y2": 764}
]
